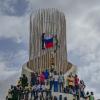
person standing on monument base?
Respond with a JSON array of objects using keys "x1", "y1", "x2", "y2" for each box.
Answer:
[
  {"x1": 79, "y1": 80, "x2": 85, "y2": 98},
  {"x1": 44, "y1": 69, "x2": 49, "y2": 80},
  {"x1": 58, "y1": 71, "x2": 64, "y2": 92},
  {"x1": 74, "y1": 74, "x2": 79, "y2": 95},
  {"x1": 89, "y1": 92, "x2": 95, "y2": 100},
  {"x1": 49, "y1": 68, "x2": 54, "y2": 91},
  {"x1": 39, "y1": 72, "x2": 45, "y2": 85},
  {"x1": 67, "y1": 73, "x2": 74, "y2": 94},
  {"x1": 31, "y1": 72, "x2": 37, "y2": 86},
  {"x1": 21, "y1": 74, "x2": 28, "y2": 88},
  {"x1": 45, "y1": 81, "x2": 51, "y2": 96},
  {"x1": 11, "y1": 86, "x2": 19, "y2": 100},
  {"x1": 54, "y1": 71, "x2": 59, "y2": 92},
  {"x1": 64, "y1": 75, "x2": 69, "y2": 93}
]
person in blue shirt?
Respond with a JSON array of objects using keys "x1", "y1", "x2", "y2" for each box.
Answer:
[{"x1": 44, "y1": 69, "x2": 49, "y2": 80}]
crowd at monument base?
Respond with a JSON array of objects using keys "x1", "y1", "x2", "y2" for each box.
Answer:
[{"x1": 6, "y1": 67, "x2": 94, "y2": 100}]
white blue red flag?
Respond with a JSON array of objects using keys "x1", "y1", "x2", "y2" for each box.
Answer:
[{"x1": 44, "y1": 36, "x2": 53, "y2": 48}]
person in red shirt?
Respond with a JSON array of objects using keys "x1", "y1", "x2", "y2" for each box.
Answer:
[
  {"x1": 74, "y1": 74, "x2": 79, "y2": 95},
  {"x1": 39, "y1": 72, "x2": 45, "y2": 85}
]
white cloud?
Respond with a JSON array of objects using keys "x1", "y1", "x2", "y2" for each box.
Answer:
[
  {"x1": 0, "y1": 0, "x2": 15, "y2": 15},
  {"x1": 0, "y1": 15, "x2": 29, "y2": 43},
  {"x1": 0, "y1": 49, "x2": 28, "y2": 80}
]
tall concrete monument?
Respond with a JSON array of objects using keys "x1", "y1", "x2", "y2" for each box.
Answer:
[{"x1": 22, "y1": 8, "x2": 76, "y2": 80}]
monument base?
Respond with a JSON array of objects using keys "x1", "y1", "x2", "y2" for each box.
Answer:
[{"x1": 22, "y1": 61, "x2": 77, "y2": 82}]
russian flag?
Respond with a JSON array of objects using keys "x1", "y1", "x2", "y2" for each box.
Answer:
[{"x1": 44, "y1": 36, "x2": 53, "y2": 48}]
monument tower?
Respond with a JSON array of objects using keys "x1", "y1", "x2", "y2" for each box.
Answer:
[{"x1": 22, "y1": 8, "x2": 76, "y2": 80}]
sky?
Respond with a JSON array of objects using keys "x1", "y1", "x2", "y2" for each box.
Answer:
[{"x1": 0, "y1": 0, "x2": 100, "y2": 99}]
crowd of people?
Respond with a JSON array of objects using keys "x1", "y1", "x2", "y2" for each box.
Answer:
[{"x1": 6, "y1": 68, "x2": 95, "y2": 100}]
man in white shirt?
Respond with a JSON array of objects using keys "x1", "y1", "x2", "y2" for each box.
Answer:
[{"x1": 49, "y1": 69, "x2": 54, "y2": 91}]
